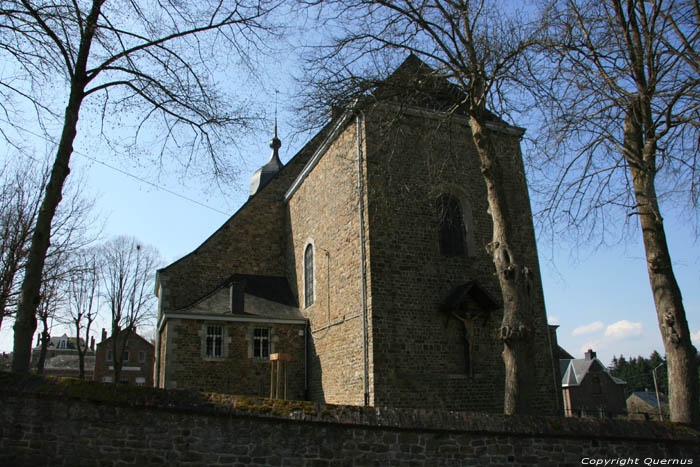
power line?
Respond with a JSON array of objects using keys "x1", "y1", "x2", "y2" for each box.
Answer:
[{"x1": 0, "y1": 119, "x2": 232, "y2": 216}]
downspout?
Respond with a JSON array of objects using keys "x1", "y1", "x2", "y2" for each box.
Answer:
[
  {"x1": 304, "y1": 319, "x2": 309, "y2": 400},
  {"x1": 356, "y1": 111, "x2": 370, "y2": 406}
]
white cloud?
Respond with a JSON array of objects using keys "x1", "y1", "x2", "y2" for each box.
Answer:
[
  {"x1": 604, "y1": 320, "x2": 643, "y2": 340},
  {"x1": 692, "y1": 330, "x2": 700, "y2": 345},
  {"x1": 572, "y1": 321, "x2": 604, "y2": 336}
]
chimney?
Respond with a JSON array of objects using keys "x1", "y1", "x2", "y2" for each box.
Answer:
[
  {"x1": 90, "y1": 336, "x2": 95, "y2": 351},
  {"x1": 585, "y1": 349, "x2": 596, "y2": 360},
  {"x1": 102, "y1": 328, "x2": 107, "y2": 342}
]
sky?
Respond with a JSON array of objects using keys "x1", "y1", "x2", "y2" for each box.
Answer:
[{"x1": 0, "y1": 2, "x2": 698, "y2": 372}]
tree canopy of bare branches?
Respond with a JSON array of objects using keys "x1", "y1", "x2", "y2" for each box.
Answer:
[
  {"x1": 301, "y1": 0, "x2": 548, "y2": 414},
  {"x1": 101, "y1": 236, "x2": 159, "y2": 385},
  {"x1": 531, "y1": 0, "x2": 700, "y2": 423},
  {"x1": 2, "y1": 0, "x2": 280, "y2": 373}
]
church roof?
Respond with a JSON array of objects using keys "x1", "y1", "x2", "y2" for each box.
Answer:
[{"x1": 249, "y1": 121, "x2": 283, "y2": 197}]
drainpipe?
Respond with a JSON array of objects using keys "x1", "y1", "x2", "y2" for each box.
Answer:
[
  {"x1": 304, "y1": 319, "x2": 309, "y2": 400},
  {"x1": 356, "y1": 111, "x2": 370, "y2": 406}
]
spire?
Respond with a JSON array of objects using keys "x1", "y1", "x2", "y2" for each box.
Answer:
[{"x1": 249, "y1": 112, "x2": 283, "y2": 197}]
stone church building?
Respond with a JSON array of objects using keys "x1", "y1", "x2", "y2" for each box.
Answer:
[{"x1": 154, "y1": 56, "x2": 560, "y2": 414}]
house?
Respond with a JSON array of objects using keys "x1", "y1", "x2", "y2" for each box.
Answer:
[
  {"x1": 31, "y1": 333, "x2": 96, "y2": 378},
  {"x1": 94, "y1": 328, "x2": 155, "y2": 386},
  {"x1": 560, "y1": 349, "x2": 627, "y2": 418},
  {"x1": 154, "y1": 56, "x2": 560, "y2": 414},
  {"x1": 627, "y1": 391, "x2": 669, "y2": 421}
]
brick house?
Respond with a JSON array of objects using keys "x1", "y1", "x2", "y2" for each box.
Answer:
[
  {"x1": 155, "y1": 56, "x2": 560, "y2": 414},
  {"x1": 560, "y1": 349, "x2": 627, "y2": 418},
  {"x1": 94, "y1": 328, "x2": 155, "y2": 386}
]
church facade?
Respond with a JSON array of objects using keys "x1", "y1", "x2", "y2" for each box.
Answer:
[{"x1": 154, "y1": 57, "x2": 560, "y2": 414}]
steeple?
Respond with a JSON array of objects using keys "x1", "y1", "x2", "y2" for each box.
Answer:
[{"x1": 249, "y1": 117, "x2": 283, "y2": 197}]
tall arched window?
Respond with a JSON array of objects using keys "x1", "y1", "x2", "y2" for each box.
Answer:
[
  {"x1": 437, "y1": 194, "x2": 466, "y2": 256},
  {"x1": 304, "y1": 243, "x2": 314, "y2": 307}
]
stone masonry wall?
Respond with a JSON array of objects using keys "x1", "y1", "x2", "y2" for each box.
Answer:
[
  {"x1": 363, "y1": 107, "x2": 558, "y2": 413},
  {"x1": 1, "y1": 375, "x2": 698, "y2": 467},
  {"x1": 162, "y1": 319, "x2": 305, "y2": 399},
  {"x1": 286, "y1": 120, "x2": 369, "y2": 406}
]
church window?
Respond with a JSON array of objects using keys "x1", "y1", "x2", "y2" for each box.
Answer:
[
  {"x1": 205, "y1": 325, "x2": 224, "y2": 358},
  {"x1": 253, "y1": 328, "x2": 270, "y2": 359},
  {"x1": 304, "y1": 243, "x2": 314, "y2": 307},
  {"x1": 437, "y1": 195, "x2": 466, "y2": 256}
]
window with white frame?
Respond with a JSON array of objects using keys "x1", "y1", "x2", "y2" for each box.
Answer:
[
  {"x1": 135, "y1": 377, "x2": 146, "y2": 386},
  {"x1": 205, "y1": 325, "x2": 224, "y2": 358},
  {"x1": 103, "y1": 376, "x2": 112, "y2": 383},
  {"x1": 253, "y1": 328, "x2": 270, "y2": 359}
]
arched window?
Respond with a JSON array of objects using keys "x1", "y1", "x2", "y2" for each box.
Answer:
[
  {"x1": 304, "y1": 243, "x2": 314, "y2": 307},
  {"x1": 437, "y1": 194, "x2": 466, "y2": 256}
]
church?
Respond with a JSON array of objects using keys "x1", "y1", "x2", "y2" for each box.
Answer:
[{"x1": 154, "y1": 56, "x2": 560, "y2": 414}]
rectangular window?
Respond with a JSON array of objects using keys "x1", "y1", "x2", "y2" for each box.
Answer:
[
  {"x1": 135, "y1": 377, "x2": 146, "y2": 386},
  {"x1": 103, "y1": 376, "x2": 112, "y2": 383},
  {"x1": 253, "y1": 328, "x2": 270, "y2": 359},
  {"x1": 106, "y1": 350, "x2": 112, "y2": 362},
  {"x1": 206, "y1": 325, "x2": 224, "y2": 358},
  {"x1": 139, "y1": 351, "x2": 145, "y2": 363},
  {"x1": 123, "y1": 351, "x2": 129, "y2": 362}
]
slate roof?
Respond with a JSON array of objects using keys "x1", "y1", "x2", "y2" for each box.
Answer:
[
  {"x1": 439, "y1": 281, "x2": 500, "y2": 313},
  {"x1": 560, "y1": 357, "x2": 626, "y2": 387},
  {"x1": 630, "y1": 391, "x2": 668, "y2": 408}
]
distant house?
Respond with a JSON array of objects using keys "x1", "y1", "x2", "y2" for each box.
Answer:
[
  {"x1": 560, "y1": 349, "x2": 627, "y2": 418},
  {"x1": 31, "y1": 333, "x2": 96, "y2": 378},
  {"x1": 94, "y1": 328, "x2": 155, "y2": 386},
  {"x1": 627, "y1": 391, "x2": 669, "y2": 421}
]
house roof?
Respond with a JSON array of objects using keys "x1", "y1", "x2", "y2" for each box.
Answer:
[
  {"x1": 97, "y1": 328, "x2": 153, "y2": 349},
  {"x1": 560, "y1": 357, "x2": 626, "y2": 387},
  {"x1": 177, "y1": 273, "x2": 298, "y2": 312},
  {"x1": 33, "y1": 334, "x2": 85, "y2": 350},
  {"x1": 629, "y1": 391, "x2": 668, "y2": 408}
]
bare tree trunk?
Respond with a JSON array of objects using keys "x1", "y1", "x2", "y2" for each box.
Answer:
[
  {"x1": 10, "y1": 0, "x2": 101, "y2": 373},
  {"x1": 75, "y1": 322, "x2": 85, "y2": 380},
  {"x1": 36, "y1": 327, "x2": 50, "y2": 375},
  {"x1": 469, "y1": 116, "x2": 537, "y2": 415},
  {"x1": 624, "y1": 108, "x2": 700, "y2": 425}
]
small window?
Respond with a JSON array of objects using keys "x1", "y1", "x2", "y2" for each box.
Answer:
[
  {"x1": 106, "y1": 350, "x2": 112, "y2": 362},
  {"x1": 253, "y1": 328, "x2": 270, "y2": 359},
  {"x1": 120, "y1": 377, "x2": 129, "y2": 384},
  {"x1": 58, "y1": 340, "x2": 67, "y2": 349},
  {"x1": 123, "y1": 351, "x2": 129, "y2": 362},
  {"x1": 139, "y1": 351, "x2": 146, "y2": 363},
  {"x1": 135, "y1": 377, "x2": 146, "y2": 386},
  {"x1": 206, "y1": 325, "x2": 224, "y2": 358},
  {"x1": 304, "y1": 244, "x2": 314, "y2": 307},
  {"x1": 103, "y1": 376, "x2": 112, "y2": 383},
  {"x1": 437, "y1": 195, "x2": 466, "y2": 256}
]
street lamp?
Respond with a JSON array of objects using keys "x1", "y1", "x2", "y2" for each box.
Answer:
[{"x1": 653, "y1": 362, "x2": 666, "y2": 421}]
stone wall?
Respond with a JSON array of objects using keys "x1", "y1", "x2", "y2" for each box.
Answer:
[
  {"x1": 362, "y1": 107, "x2": 558, "y2": 414},
  {"x1": 160, "y1": 319, "x2": 305, "y2": 399},
  {"x1": 286, "y1": 119, "x2": 369, "y2": 406},
  {"x1": 1, "y1": 374, "x2": 698, "y2": 467}
]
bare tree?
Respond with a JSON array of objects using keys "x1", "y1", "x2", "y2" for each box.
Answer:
[
  {"x1": 301, "y1": 0, "x2": 545, "y2": 414},
  {"x1": 35, "y1": 257, "x2": 65, "y2": 375},
  {"x1": 0, "y1": 162, "x2": 45, "y2": 332},
  {"x1": 531, "y1": 0, "x2": 699, "y2": 424},
  {"x1": 65, "y1": 247, "x2": 101, "y2": 379},
  {"x1": 101, "y1": 236, "x2": 159, "y2": 385},
  {"x1": 2, "y1": 0, "x2": 280, "y2": 373}
]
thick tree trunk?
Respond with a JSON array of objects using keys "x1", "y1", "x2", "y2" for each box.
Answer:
[
  {"x1": 624, "y1": 107, "x2": 700, "y2": 425},
  {"x1": 10, "y1": 0, "x2": 101, "y2": 374},
  {"x1": 10, "y1": 94, "x2": 82, "y2": 373},
  {"x1": 469, "y1": 116, "x2": 537, "y2": 415}
]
